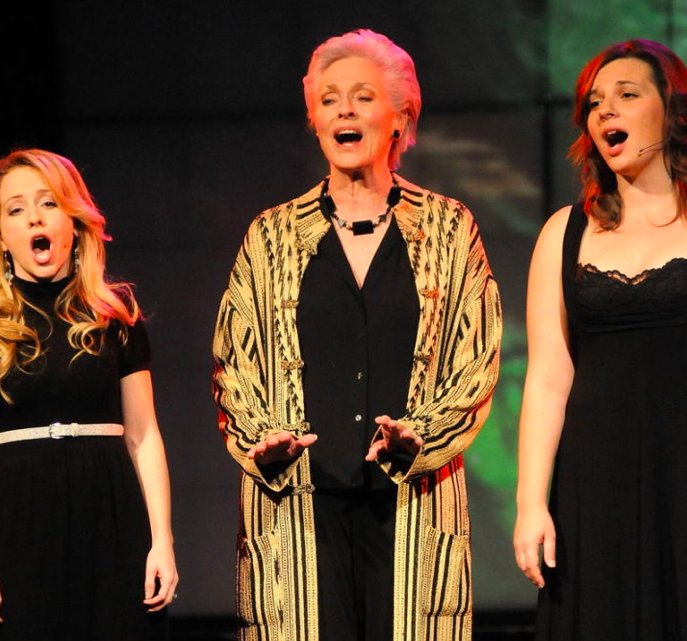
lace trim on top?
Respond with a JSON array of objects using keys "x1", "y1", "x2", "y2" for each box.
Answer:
[{"x1": 577, "y1": 257, "x2": 687, "y2": 286}]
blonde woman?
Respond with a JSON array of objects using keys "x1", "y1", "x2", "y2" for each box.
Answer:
[{"x1": 0, "y1": 148, "x2": 178, "y2": 640}]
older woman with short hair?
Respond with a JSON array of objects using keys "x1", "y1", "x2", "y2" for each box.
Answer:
[{"x1": 213, "y1": 28, "x2": 501, "y2": 641}]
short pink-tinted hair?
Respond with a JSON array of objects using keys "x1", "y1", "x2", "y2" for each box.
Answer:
[{"x1": 303, "y1": 28, "x2": 422, "y2": 170}]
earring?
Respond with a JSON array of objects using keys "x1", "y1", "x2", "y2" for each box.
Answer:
[
  {"x1": 72, "y1": 243, "x2": 80, "y2": 273},
  {"x1": 392, "y1": 129, "x2": 401, "y2": 139},
  {"x1": 3, "y1": 251, "x2": 14, "y2": 284}
]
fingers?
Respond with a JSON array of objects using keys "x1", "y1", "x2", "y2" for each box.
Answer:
[
  {"x1": 250, "y1": 431, "x2": 318, "y2": 465},
  {"x1": 298, "y1": 433, "x2": 318, "y2": 448},
  {"x1": 514, "y1": 540, "x2": 544, "y2": 588},
  {"x1": 365, "y1": 439, "x2": 385, "y2": 461},
  {"x1": 398, "y1": 427, "x2": 423, "y2": 451},
  {"x1": 144, "y1": 564, "x2": 158, "y2": 602},
  {"x1": 371, "y1": 416, "x2": 423, "y2": 458},
  {"x1": 514, "y1": 529, "x2": 555, "y2": 589},
  {"x1": 542, "y1": 530, "x2": 557, "y2": 570},
  {"x1": 375, "y1": 414, "x2": 393, "y2": 427},
  {"x1": 143, "y1": 549, "x2": 179, "y2": 612},
  {"x1": 524, "y1": 548, "x2": 545, "y2": 588},
  {"x1": 144, "y1": 571, "x2": 179, "y2": 611},
  {"x1": 248, "y1": 432, "x2": 293, "y2": 463},
  {"x1": 248, "y1": 432, "x2": 291, "y2": 460}
]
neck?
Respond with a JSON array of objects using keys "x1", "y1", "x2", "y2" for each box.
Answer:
[
  {"x1": 617, "y1": 155, "x2": 673, "y2": 195},
  {"x1": 616, "y1": 180, "x2": 679, "y2": 227},
  {"x1": 617, "y1": 168, "x2": 675, "y2": 209},
  {"x1": 327, "y1": 166, "x2": 394, "y2": 219},
  {"x1": 321, "y1": 172, "x2": 400, "y2": 236}
]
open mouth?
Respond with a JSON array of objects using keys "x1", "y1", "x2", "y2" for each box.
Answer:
[
  {"x1": 605, "y1": 130, "x2": 629, "y2": 147},
  {"x1": 32, "y1": 236, "x2": 51, "y2": 253},
  {"x1": 334, "y1": 130, "x2": 363, "y2": 144},
  {"x1": 31, "y1": 236, "x2": 52, "y2": 262}
]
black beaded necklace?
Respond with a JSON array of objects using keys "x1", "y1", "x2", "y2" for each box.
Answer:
[{"x1": 320, "y1": 177, "x2": 402, "y2": 236}]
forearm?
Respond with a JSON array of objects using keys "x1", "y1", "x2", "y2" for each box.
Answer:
[
  {"x1": 516, "y1": 381, "x2": 568, "y2": 511},
  {"x1": 126, "y1": 430, "x2": 174, "y2": 545}
]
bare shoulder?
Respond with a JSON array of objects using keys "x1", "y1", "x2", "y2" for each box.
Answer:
[
  {"x1": 539, "y1": 205, "x2": 572, "y2": 239},
  {"x1": 533, "y1": 205, "x2": 573, "y2": 257}
]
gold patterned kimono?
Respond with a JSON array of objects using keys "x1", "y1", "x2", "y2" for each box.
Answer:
[{"x1": 212, "y1": 177, "x2": 502, "y2": 641}]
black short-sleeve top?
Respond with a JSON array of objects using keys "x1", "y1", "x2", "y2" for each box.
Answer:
[{"x1": 0, "y1": 277, "x2": 150, "y2": 431}]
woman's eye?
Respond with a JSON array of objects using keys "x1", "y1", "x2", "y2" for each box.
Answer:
[
  {"x1": 357, "y1": 94, "x2": 373, "y2": 102},
  {"x1": 588, "y1": 100, "x2": 600, "y2": 110},
  {"x1": 321, "y1": 95, "x2": 336, "y2": 106},
  {"x1": 42, "y1": 200, "x2": 57, "y2": 208},
  {"x1": 622, "y1": 92, "x2": 638, "y2": 99}
]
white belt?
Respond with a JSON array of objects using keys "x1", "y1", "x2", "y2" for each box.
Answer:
[{"x1": 0, "y1": 422, "x2": 124, "y2": 445}]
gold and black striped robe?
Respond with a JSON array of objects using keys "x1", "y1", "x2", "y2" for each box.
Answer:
[{"x1": 212, "y1": 177, "x2": 502, "y2": 641}]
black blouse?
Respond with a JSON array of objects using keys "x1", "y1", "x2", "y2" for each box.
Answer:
[{"x1": 297, "y1": 217, "x2": 419, "y2": 490}]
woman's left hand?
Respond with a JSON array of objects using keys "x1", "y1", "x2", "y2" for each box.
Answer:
[
  {"x1": 365, "y1": 415, "x2": 423, "y2": 462},
  {"x1": 143, "y1": 541, "x2": 179, "y2": 612}
]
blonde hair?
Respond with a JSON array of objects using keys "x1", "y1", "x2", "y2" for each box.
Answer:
[
  {"x1": 0, "y1": 148, "x2": 141, "y2": 402},
  {"x1": 302, "y1": 28, "x2": 422, "y2": 170}
]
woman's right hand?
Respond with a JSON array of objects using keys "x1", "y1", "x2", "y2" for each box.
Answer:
[
  {"x1": 248, "y1": 431, "x2": 318, "y2": 465},
  {"x1": 513, "y1": 505, "x2": 556, "y2": 588}
]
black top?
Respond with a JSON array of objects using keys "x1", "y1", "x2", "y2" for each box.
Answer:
[
  {"x1": 0, "y1": 277, "x2": 165, "y2": 640},
  {"x1": 298, "y1": 217, "x2": 419, "y2": 490},
  {"x1": 563, "y1": 203, "x2": 687, "y2": 341},
  {"x1": 536, "y1": 203, "x2": 687, "y2": 640},
  {"x1": 0, "y1": 277, "x2": 150, "y2": 431}
]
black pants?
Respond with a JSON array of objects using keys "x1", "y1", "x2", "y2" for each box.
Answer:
[{"x1": 312, "y1": 486, "x2": 396, "y2": 641}]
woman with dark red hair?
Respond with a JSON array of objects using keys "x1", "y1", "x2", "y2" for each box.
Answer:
[{"x1": 514, "y1": 39, "x2": 687, "y2": 640}]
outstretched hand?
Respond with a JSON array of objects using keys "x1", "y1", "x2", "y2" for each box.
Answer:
[
  {"x1": 248, "y1": 431, "x2": 318, "y2": 466},
  {"x1": 365, "y1": 415, "x2": 423, "y2": 462}
]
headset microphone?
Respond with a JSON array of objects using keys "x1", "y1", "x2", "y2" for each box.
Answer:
[{"x1": 637, "y1": 141, "x2": 665, "y2": 157}]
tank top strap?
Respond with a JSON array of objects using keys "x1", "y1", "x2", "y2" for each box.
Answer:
[
  {"x1": 561, "y1": 202, "x2": 587, "y2": 357},
  {"x1": 562, "y1": 203, "x2": 586, "y2": 296}
]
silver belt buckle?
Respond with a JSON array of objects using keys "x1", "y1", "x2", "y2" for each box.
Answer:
[
  {"x1": 49, "y1": 422, "x2": 64, "y2": 439},
  {"x1": 48, "y1": 422, "x2": 80, "y2": 439}
]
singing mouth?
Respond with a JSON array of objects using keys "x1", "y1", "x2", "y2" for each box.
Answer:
[
  {"x1": 334, "y1": 129, "x2": 363, "y2": 144},
  {"x1": 605, "y1": 130, "x2": 629, "y2": 147},
  {"x1": 32, "y1": 236, "x2": 51, "y2": 253}
]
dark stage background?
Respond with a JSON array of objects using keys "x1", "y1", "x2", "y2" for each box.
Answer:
[{"x1": 5, "y1": 1, "x2": 687, "y2": 637}]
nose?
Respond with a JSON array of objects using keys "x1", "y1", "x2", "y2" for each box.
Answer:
[
  {"x1": 26, "y1": 205, "x2": 45, "y2": 227},
  {"x1": 338, "y1": 97, "x2": 356, "y2": 118},
  {"x1": 598, "y1": 98, "x2": 616, "y2": 120}
]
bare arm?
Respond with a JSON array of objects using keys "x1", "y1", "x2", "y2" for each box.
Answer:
[
  {"x1": 513, "y1": 206, "x2": 575, "y2": 588},
  {"x1": 121, "y1": 370, "x2": 179, "y2": 611}
]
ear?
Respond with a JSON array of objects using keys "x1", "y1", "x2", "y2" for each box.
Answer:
[{"x1": 394, "y1": 110, "x2": 409, "y2": 136}]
